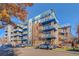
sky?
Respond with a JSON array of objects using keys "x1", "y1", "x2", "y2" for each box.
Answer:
[{"x1": 0, "y1": 3, "x2": 79, "y2": 38}]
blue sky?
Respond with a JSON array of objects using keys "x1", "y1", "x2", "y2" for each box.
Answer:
[{"x1": 0, "y1": 3, "x2": 79, "y2": 38}]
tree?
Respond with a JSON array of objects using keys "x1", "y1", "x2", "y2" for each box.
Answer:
[{"x1": 0, "y1": 3, "x2": 33, "y2": 28}]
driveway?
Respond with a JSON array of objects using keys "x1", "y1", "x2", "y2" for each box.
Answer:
[{"x1": 13, "y1": 47, "x2": 79, "y2": 56}]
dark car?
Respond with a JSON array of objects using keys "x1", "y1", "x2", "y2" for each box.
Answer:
[
  {"x1": 35, "y1": 44, "x2": 53, "y2": 50},
  {"x1": 16, "y1": 44, "x2": 22, "y2": 48},
  {"x1": 0, "y1": 44, "x2": 14, "y2": 56},
  {"x1": 1, "y1": 44, "x2": 13, "y2": 49},
  {"x1": 16, "y1": 43, "x2": 28, "y2": 48},
  {"x1": 5, "y1": 44, "x2": 14, "y2": 48}
]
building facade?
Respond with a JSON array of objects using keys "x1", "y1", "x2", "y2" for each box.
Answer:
[
  {"x1": 22, "y1": 20, "x2": 29, "y2": 44},
  {"x1": 31, "y1": 9, "x2": 72, "y2": 47},
  {"x1": 4, "y1": 22, "x2": 29, "y2": 45},
  {"x1": 4, "y1": 24, "x2": 14, "y2": 43},
  {"x1": 31, "y1": 9, "x2": 59, "y2": 46},
  {"x1": 13, "y1": 23, "x2": 23, "y2": 45},
  {"x1": 3, "y1": 9, "x2": 72, "y2": 47},
  {"x1": 58, "y1": 25, "x2": 72, "y2": 47}
]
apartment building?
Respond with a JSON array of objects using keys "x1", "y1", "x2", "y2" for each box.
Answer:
[
  {"x1": 4, "y1": 21, "x2": 29, "y2": 45},
  {"x1": 13, "y1": 23, "x2": 23, "y2": 44},
  {"x1": 58, "y1": 25, "x2": 72, "y2": 47},
  {"x1": 4, "y1": 24, "x2": 14, "y2": 43},
  {"x1": 32, "y1": 9, "x2": 59, "y2": 46},
  {"x1": 3, "y1": 9, "x2": 72, "y2": 47},
  {"x1": 22, "y1": 20, "x2": 28, "y2": 44}
]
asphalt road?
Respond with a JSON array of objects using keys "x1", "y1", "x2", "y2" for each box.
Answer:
[{"x1": 13, "y1": 47, "x2": 79, "y2": 56}]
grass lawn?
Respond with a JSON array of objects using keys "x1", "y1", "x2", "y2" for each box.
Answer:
[{"x1": 67, "y1": 48, "x2": 79, "y2": 51}]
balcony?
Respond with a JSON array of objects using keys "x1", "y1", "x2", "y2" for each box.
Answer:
[
  {"x1": 14, "y1": 30, "x2": 23, "y2": 33},
  {"x1": 40, "y1": 18, "x2": 57, "y2": 25},
  {"x1": 40, "y1": 25, "x2": 57, "y2": 32},
  {"x1": 14, "y1": 35, "x2": 23, "y2": 37},
  {"x1": 59, "y1": 36, "x2": 68, "y2": 40},
  {"x1": 63, "y1": 37, "x2": 68, "y2": 40},
  {"x1": 14, "y1": 28, "x2": 23, "y2": 32},
  {"x1": 41, "y1": 34, "x2": 56, "y2": 39},
  {"x1": 23, "y1": 28, "x2": 28, "y2": 31},
  {"x1": 23, "y1": 26, "x2": 28, "y2": 29},
  {"x1": 23, "y1": 32, "x2": 28, "y2": 35},
  {"x1": 23, "y1": 36, "x2": 28, "y2": 40},
  {"x1": 22, "y1": 34, "x2": 28, "y2": 36},
  {"x1": 60, "y1": 31, "x2": 67, "y2": 35}
]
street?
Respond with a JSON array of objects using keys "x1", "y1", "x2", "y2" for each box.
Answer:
[{"x1": 13, "y1": 47, "x2": 79, "y2": 56}]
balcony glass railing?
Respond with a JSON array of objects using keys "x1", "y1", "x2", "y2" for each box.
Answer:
[
  {"x1": 14, "y1": 30, "x2": 23, "y2": 33},
  {"x1": 14, "y1": 34, "x2": 23, "y2": 37},
  {"x1": 41, "y1": 34, "x2": 56, "y2": 39},
  {"x1": 23, "y1": 26, "x2": 28, "y2": 29},
  {"x1": 23, "y1": 32, "x2": 28, "y2": 34},
  {"x1": 40, "y1": 25, "x2": 57, "y2": 31},
  {"x1": 23, "y1": 28, "x2": 28, "y2": 31},
  {"x1": 22, "y1": 34, "x2": 28, "y2": 36},
  {"x1": 23, "y1": 36, "x2": 28, "y2": 39},
  {"x1": 14, "y1": 29, "x2": 22, "y2": 32}
]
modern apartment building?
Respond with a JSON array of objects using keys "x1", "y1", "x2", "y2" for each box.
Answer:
[
  {"x1": 58, "y1": 25, "x2": 72, "y2": 47},
  {"x1": 31, "y1": 9, "x2": 59, "y2": 46},
  {"x1": 22, "y1": 20, "x2": 28, "y2": 44},
  {"x1": 4, "y1": 9, "x2": 72, "y2": 47},
  {"x1": 4, "y1": 24, "x2": 14, "y2": 43},
  {"x1": 4, "y1": 21, "x2": 29, "y2": 45},
  {"x1": 13, "y1": 23, "x2": 23, "y2": 44}
]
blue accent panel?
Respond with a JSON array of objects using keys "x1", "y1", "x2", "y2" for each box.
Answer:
[
  {"x1": 14, "y1": 30, "x2": 22, "y2": 32},
  {"x1": 14, "y1": 35, "x2": 23, "y2": 37},
  {"x1": 22, "y1": 34, "x2": 28, "y2": 36},
  {"x1": 23, "y1": 28, "x2": 28, "y2": 31},
  {"x1": 40, "y1": 19, "x2": 57, "y2": 25},
  {"x1": 41, "y1": 26, "x2": 57, "y2": 32}
]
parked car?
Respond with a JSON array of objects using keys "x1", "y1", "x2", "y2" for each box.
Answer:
[
  {"x1": 16, "y1": 43, "x2": 28, "y2": 48},
  {"x1": 35, "y1": 44, "x2": 53, "y2": 50},
  {"x1": 5, "y1": 44, "x2": 14, "y2": 48},
  {"x1": 0, "y1": 44, "x2": 14, "y2": 56},
  {"x1": 1, "y1": 44, "x2": 13, "y2": 48}
]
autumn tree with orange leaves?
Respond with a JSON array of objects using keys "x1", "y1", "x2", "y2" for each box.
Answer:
[{"x1": 0, "y1": 3, "x2": 33, "y2": 28}]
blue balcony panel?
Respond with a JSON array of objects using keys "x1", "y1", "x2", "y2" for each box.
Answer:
[
  {"x1": 41, "y1": 35, "x2": 56, "y2": 39},
  {"x1": 14, "y1": 35, "x2": 23, "y2": 37},
  {"x1": 22, "y1": 34, "x2": 28, "y2": 36},
  {"x1": 23, "y1": 28, "x2": 28, "y2": 31},
  {"x1": 41, "y1": 27, "x2": 57, "y2": 32},
  {"x1": 23, "y1": 33, "x2": 28, "y2": 35},
  {"x1": 40, "y1": 19, "x2": 56, "y2": 25},
  {"x1": 14, "y1": 30, "x2": 22, "y2": 33},
  {"x1": 22, "y1": 39, "x2": 28, "y2": 41}
]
